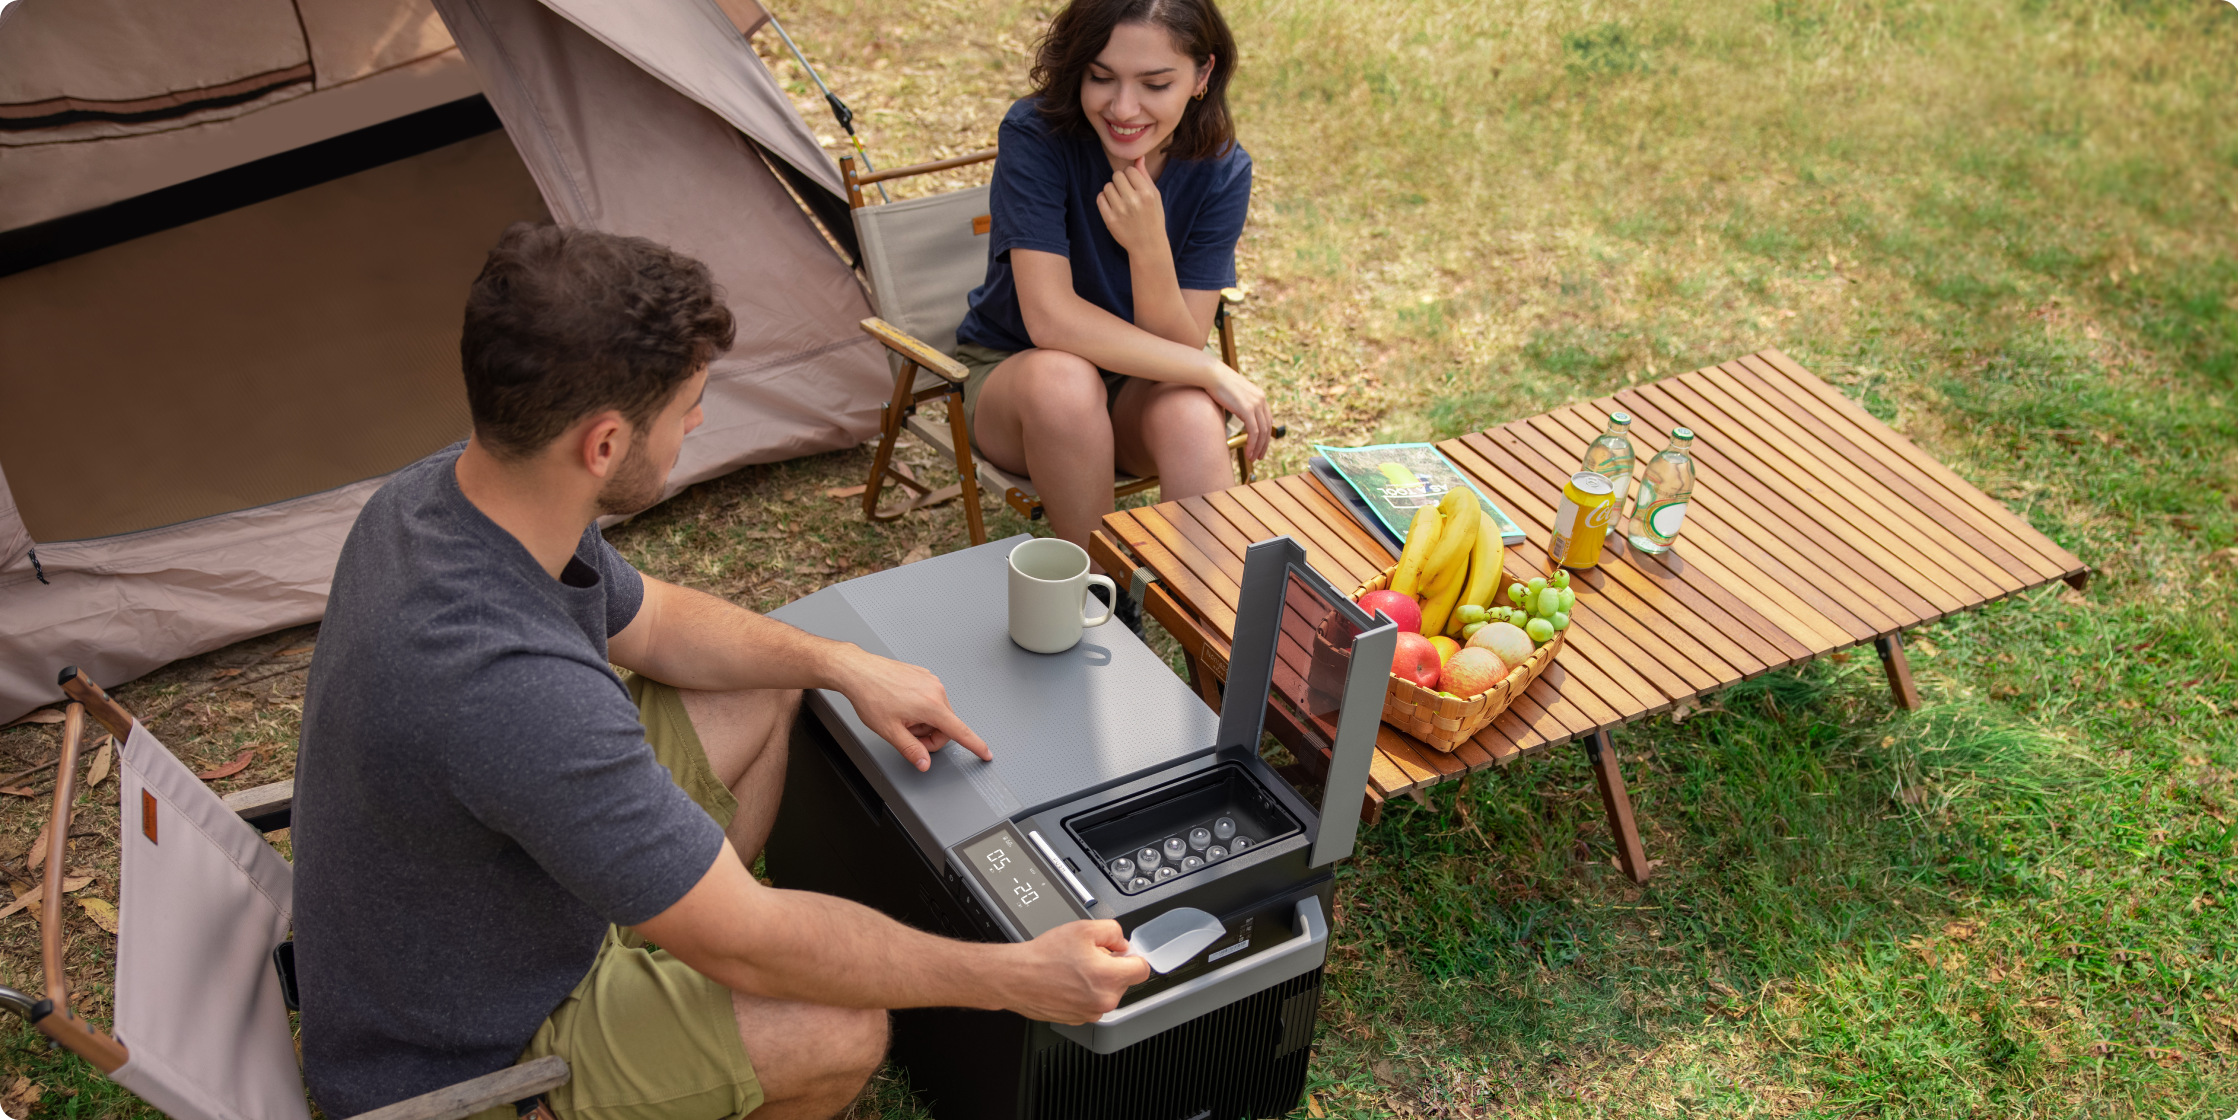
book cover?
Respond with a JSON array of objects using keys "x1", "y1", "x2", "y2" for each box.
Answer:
[
  {"x1": 1307, "y1": 457, "x2": 1404, "y2": 558},
  {"x1": 1310, "y1": 442, "x2": 1527, "y2": 546}
]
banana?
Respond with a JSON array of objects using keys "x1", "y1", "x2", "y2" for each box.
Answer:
[
  {"x1": 1421, "y1": 552, "x2": 1470, "y2": 636},
  {"x1": 1389, "y1": 504, "x2": 1443, "y2": 597},
  {"x1": 1419, "y1": 491, "x2": 1479, "y2": 589},
  {"x1": 1460, "y1": 523, "x2": 1505, "y2": 611}
]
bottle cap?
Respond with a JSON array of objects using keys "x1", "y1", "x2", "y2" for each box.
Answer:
[
  {"x1": 1609, "y1": 411, "x2": 1631, "y2": 426},
  {"x1": 1671, "y1": 427, "x2": 1695, "y2": 441}
]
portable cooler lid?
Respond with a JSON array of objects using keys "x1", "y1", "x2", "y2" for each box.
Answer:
[{"x1": 769, "y1": 534, "x2": 1396, "y2": 883}]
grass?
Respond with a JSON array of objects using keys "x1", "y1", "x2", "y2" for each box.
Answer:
[{"x1": 0, "y1": 0, "x2": 2230, "y2": 1116}]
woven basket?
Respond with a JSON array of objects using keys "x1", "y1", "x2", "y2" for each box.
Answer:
[{"x1": 1353, "y1": 565, "x2": 1567, "y2": 753}]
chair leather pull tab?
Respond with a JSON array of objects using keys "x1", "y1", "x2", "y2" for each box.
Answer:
[
  {"x1": 972, "y1": 214, "x2": 991, "y2": 235},
  {"x1": 141, "y1": 790, "x2": 157, "y2": 843}
]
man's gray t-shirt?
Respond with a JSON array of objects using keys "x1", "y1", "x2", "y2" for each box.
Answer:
[{"x1": 293, "y1": 446, "x2": 726, "y2": 1114}]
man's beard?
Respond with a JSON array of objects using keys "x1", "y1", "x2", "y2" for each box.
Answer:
[{"x1": 594, "y1": 437, "x2": 666, "y2": 517}]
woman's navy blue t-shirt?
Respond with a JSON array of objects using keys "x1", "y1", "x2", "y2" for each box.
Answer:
[{"x1": 954, "y1": 97, "x2": 1252, "y2": 355}]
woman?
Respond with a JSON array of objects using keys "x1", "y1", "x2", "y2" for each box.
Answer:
[{"x1": 952, "y1": 0, "x2": 1272, "y2": 564}]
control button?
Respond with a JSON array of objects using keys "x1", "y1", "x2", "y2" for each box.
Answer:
[
  {"x1": 1136, "y1": 847, "x2": 1162, "y2": 870},
  {"x1": 1154, "y1": 865, "x2": 1177, "y2": 882},
  {"x1": 1230, "y1": 835, "x2": 1253, "y2": 851},
  {"x1": 1188, "y1": 827, "x2": 1212, "y2": 850},
  {"x1": 1213, "y1": 817, "x2": 1237, "y2": 840},
  {"x1": 1163, "y1": 837, "x2": 1188, "y2": 862},
  {"x1": 1109, "y1": 857, "x2": 1136, "y2": 879},
  {"x1": 1205, "y1": 844, "x2": 1227, "y2": 861},
  {"x1": 1180, "y1": 855, "x2": 1205, "y2": 871},
  {"x1": 1127, "y1": 876, "x2": 1151, "y2": 893}
]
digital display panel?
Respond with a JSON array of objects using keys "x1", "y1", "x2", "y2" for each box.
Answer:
[{"x1": 960, "y1": 826, "x2": 1080, "y2": 939}]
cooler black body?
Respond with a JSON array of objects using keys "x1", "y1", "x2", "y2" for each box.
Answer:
[{"x1": 765, "y1": 535, "x2": 1397, "y2": 1120}]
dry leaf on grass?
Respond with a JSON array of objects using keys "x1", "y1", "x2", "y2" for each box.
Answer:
[
  {"x1": 1306, "y1": 1092, "x2": 1325, "y2": 1117},
  {"x1": 4, "y1": 709, "x2": 63, "y2": 727},
  {"x1": 211, "y1": 668, "x2": 244, "y2": 679},
  {"x1": 0, "y1": 786, "x2": 38, "y2": 798},
  {"x1": 79, "y1": 897, "x2": 118, "y2": 934},
  {"x1": 0, "y1": 876, "x2": 96, "y2": 922},
  {"x1": 901, "y1": 544, "x2": 934, "y2": 565},
  {"x1": 278, "y1": 645, "x2": 315, "y2": 656},
  {"x1": 824, "y1": 484, "x2": 869, "y2": 499},
  {"x1": 197, "y1": 747, "x2": 257, "y2": 781},
  {"x1": 2, "y1": 1075, "x2": 42, "y2": 1116},
  {"x1": 1943, "y1": 921, "x2": 1980, "y2": 941},
  {"x1": 87, "y1": 736, "x2": 113, "y2": 787}
]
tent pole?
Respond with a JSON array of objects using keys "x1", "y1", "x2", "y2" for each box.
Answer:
[{"x1": 761, "y1": 8, "x2": 890, "y2": 203}]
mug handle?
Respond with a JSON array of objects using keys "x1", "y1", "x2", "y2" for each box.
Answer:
[{"x1": 1083, "y1": 575, "x2": 1118, "y2": 627}]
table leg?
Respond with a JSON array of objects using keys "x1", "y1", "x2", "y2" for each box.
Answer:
[
  {"x1": 1875, "y1": 632, "x2": 1923, "y2": 711},
  {"x1": 1584, "y1": 730, "x2": 1650, "y2": 884}
]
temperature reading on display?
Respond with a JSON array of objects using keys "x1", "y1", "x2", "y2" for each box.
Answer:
[{"x1": 961, "y1": 827, "x2": 1076, "y2": 938}]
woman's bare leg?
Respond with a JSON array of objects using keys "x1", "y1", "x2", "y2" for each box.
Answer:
[
  {"x1": 970, "y1": 349, "x2": 1119, "y2": 550},
  {"x1": 1112, "y1": 378, "x2": 1231, "y2": 502}
]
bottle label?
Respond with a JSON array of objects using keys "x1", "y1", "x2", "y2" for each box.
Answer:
[{"x1": 1644, "y1": 498, "x2": 1688, "y2": 543}]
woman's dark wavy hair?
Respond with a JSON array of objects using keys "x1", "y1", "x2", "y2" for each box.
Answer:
[
  {"x1": 1030, "y1": 0, "x2": 1238, "y2": 162},
  {"x1": 461, "y1": 222, "x2": 735, "y2": 460}
]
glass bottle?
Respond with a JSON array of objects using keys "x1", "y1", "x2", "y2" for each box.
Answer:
[
  {"x1": 1627, "y1": 427, "x2": 1697, "y2": 555},
  {"x1": 1578, "y1": 411, "x2": 1636, "y2": 540}
]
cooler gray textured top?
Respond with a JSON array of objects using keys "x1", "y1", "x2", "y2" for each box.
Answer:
[{"x1": 770, "y1": 536, "x2": 1219, "y2": 830}]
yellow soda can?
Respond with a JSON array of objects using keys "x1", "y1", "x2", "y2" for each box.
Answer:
[{"x1": 1547, "y1": 471, "x2": 1618, "y2": 570}]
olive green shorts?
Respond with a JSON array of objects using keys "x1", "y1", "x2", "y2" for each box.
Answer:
[
  {"x1": 953, "y1": 342, "x2": 1129, "y2": 441},
  {"x1": 471, "y1": 674, "x2": 758, "y2": 1120}
]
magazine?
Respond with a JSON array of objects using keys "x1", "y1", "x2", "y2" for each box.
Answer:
[{"x1": 1310, "y1": 442, "x2": 1527, "y2": 550}]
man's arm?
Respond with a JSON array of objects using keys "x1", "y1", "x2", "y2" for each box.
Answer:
[
  {"x1": 609, "y1": 575, "x2": 990, "y2": 769},
  {"x1": 636, "y1": 839, "x2": 1149, "y2": 1022}
]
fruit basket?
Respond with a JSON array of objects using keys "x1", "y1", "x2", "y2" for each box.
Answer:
[{"x1": 1352, "y1": 564, "x2": 1568, "y2": 753}]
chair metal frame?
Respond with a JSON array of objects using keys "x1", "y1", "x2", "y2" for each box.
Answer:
[
  {"x1": 844, "y1": 150, "x2": 1263, "y2": 547},
  {"x1": 2, "y1": 668, "x2": 569, "y2": 1120}
]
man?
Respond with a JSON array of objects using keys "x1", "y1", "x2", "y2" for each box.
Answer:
[{"x1": 294, "y1": 223, "x2": 1148, "y2": 1120}]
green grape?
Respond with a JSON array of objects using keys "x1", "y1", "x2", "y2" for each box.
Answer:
[
  {"x1": 1462, "y1": 621, "x2": 1487, "y2": 640},
  {"x1": 1507, "y1": 583, "x2": 1527, "y2": 605},
  {"x1": 1525, "y1": 617, "x2": 1555, "y2": 643},
  {"x1": 1558, "y1": 587, "x2": 1576, "y2": 612},
  {"x1": 1552, "y1": 570, "x2": 1570, "y2": 590},
  {"x1": 1454, "y1": 604, "x2": 1487, "y2": 627},
  {"x1": 1527, "y1": 576, "x2": 1548, "y2": 597},
  {"x1": 1550, "y1": 610, "x2": 1570, "y2": 631},
  {"x1": 1537, "y1": 588, "x2": 1562, "y2": 617}
]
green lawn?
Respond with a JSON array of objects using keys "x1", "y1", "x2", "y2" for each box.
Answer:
[{"x1": 0, "y1": 0, "x2": 2228, "y2": 1116}]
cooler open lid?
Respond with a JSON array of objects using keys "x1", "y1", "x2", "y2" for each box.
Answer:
[{"x1": 1217, "y1": 537, "x2": 1398, "y2": 868}]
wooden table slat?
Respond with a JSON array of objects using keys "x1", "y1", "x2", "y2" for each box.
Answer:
[
  {"x1": 1723, "y1": 356, "x2": 2048, "y2": 585},
  {"x1": 1753, "y1": 350, "x2": 2086, "y2": 579},
  {"x1": 1534, "y1": 406, "x2": 1927, "y2": 633},
  {"x1": 1496, "y1": 419, "x2": 1875, "y2": 648}
]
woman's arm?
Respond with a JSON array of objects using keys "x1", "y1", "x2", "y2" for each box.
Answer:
[
  {"x1": 1096, "y1": 160, "x2": 1219, "y2": 348},
  {"x1": 1014, "y1": 248, "x2": 1269, "y2": 458}
]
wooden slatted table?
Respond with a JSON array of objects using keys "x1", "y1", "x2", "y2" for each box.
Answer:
[{"x1": 1087, "y1": 350, "x2": 2089, "y2": 882}]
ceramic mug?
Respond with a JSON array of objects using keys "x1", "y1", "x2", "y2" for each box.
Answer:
[{"x1": 1008, "y1": 538, "x2": 1116, "y2": 654}]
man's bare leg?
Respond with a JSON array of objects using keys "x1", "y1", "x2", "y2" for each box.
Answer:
[
  {"x1": 732, "y1": 994, "x2": 888, "y2": 1119},
  {"x1": 678, "y1": 686, "x2": 801, "y2": 865}
]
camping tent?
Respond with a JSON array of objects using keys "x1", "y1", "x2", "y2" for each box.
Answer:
[{"x1": 0, "y1": 0, "x2": 889, "y2": 719}]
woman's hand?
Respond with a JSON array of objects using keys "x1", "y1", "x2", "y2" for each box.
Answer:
[
  {"x1": 1205, "y1": 361, "x2": 1273, "y2": 461},
  {"x1": 1095, "y1": 157, "x2": 1167, "y2": 258}
]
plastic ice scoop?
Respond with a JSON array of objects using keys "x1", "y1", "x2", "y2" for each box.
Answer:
[{"x1": 1126, "y1": 907, "x2": 1227, "y2": 974}]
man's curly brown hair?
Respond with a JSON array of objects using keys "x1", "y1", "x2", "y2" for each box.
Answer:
[
  {"x1": 461, "y1": 223, "x2": 735, "y2": 460},
  {"x1": 1030, "y1": 0, "x2": 1238, "y2": 162}
]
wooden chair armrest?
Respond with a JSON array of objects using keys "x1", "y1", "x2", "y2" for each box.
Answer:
[
  {"x1": 224, "y1": 779, "x2": 294, "y2": 833},
  {"x1": 859, "y1": 318, "x2": 968, "y2": 384},
  {"x1": 345, "y1": 1056, "x2": 570, "y2": 1120}
]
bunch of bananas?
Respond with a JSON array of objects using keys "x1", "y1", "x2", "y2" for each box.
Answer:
[{"x1": 1388, "y1": 486, "x2": 1506, "y2": 638}]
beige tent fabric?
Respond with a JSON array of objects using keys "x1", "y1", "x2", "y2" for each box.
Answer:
[
  {"x1": 0, "y1": 0, "x2": 309, "y2": 122},
  {"x1": 438, "y1": 0, "x2": 888, "y2": 497},
  {"x1": 0, "y1": 50, "x2": 483, "y2": 231},
  {"x1": 0, "y1": 128, "x2": 548, "y2": 543},
  {"x1": 298, "y1": 0, "x2": 459, "y2": 89},
  {"x1": 110, "y1": 721, "x2": 305, "y2": 1120}
]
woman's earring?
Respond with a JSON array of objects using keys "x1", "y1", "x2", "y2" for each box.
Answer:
[{"x1": 1193, "y1": 89, "x2": 1206, "y2": 100}]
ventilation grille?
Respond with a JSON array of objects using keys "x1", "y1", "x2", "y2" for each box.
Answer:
[{"x1": 1026, "y1": 968, "x2": 1322, "y2": 1120}]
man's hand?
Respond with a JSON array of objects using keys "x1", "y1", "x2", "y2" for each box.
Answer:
[
  {"x1": 1002, "y1": 920, "x2": 1150, "y2": 1024},
  {"x1": 826, "y1": 647, "x2": 992, "y2": 770},
  {"x1": 1205, "y1": 361, "x2": 1273, "y2": 461},
  {"x1": 1095, "y1": 158, "x2": 1167, "y2": 258}
]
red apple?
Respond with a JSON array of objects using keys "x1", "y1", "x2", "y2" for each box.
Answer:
[
  {"x1": 1357, "y1": 589, "x2": 1423, "y2": 635},
  {"x1": 1390, "y1": 632, "x2": 1442, "y2": 689}
]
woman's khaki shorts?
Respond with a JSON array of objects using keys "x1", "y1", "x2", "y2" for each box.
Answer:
[{"x1": 470, "y1": 674, "x2": 759, "y2": 1120}]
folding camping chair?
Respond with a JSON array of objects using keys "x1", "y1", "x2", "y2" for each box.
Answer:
[
  {"x1": 845, "y1": 151, "x2": 1277, "y2": 547},
  {"x1": 0, "y1": 668, "x2": 568, "y2": 1120}
]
